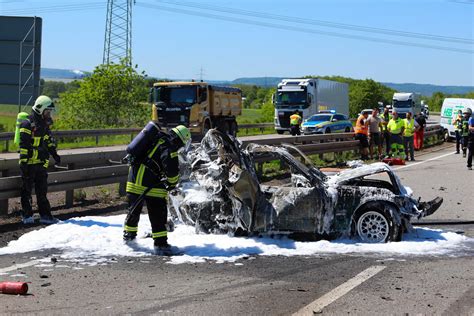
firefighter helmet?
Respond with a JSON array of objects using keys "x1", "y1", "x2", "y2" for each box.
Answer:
[
  {"x1": 171, "y1": 125, "x2": 191, "y2": 146},
  {"x1": 32, "y1": 95, "x2": 55, "y2": 115},
  {"x1": 463, "y1": 108, "x2": 472, "y2": 115}
]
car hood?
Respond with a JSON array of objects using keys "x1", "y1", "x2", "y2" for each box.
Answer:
[{"x1": 326, "y1": 162, "x2": 409, "y2": 195}]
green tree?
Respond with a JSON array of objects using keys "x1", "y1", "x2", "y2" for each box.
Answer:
[{"x1": 57, "y1": 60, "x2": 149, "y2": 129}]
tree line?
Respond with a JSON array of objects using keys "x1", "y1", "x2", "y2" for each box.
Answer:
[{"x1": 40, "y1": 61, "x2": 473, "y2": 129}]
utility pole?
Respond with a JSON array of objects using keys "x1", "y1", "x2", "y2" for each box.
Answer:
[
  {"x1": 103, "y1": 0, "x2": 135, "y2": 65},
  {"x1": 197, "y1": 66, "x2": 205, "y2": 81}
]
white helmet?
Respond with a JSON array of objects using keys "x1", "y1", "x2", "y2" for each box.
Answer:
[{"x1": 32, "y1": 95, "x2": 55, "y2": 115}]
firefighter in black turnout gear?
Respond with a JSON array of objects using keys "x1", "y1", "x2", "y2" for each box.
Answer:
[
  {"x1": 19, "y1": 96, "x2": 61, "y2": 225},
  {"x1": 123, "y1": 123, "x2": 191, "y2": 255}
]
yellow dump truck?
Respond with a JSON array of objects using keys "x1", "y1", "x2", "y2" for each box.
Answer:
[{"x1": 149, "y1": 81, "x2": 242, "y2": 136}]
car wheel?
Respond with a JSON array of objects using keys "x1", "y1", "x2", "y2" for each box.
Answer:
[
  {"x1": 345, "y1": 127, "x2": 350, "y2": 133},
  {"x1": 355, "y1": 206, "x2": 398, "y2": 243},
  {"x1": 325, "y1": 128, "x2": 331, "y2": 134},
  {"x1": 277, "y1": 130, "x2": 284, "y2": 135}
]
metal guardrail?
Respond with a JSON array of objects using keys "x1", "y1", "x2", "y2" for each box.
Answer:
[{"x1": 0, "y1": 125, "x2": 445, "y2": 215}]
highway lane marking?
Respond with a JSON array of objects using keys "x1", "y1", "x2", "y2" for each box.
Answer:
[
  {"x1": 0, "y1": 259, "x2": 43, "y2": 274},
  {"x1": 395, "y1": 151, "x2": 454, "y2": 170},
  {"x1": 293, "y1": 265, "x2": 386, "y2": 315}
]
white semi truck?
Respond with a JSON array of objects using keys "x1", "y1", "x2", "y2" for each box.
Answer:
[
  {"x1": 273, "y1": 78, "x2": 349, "y2": 134},
  {"x1": 392, "y1": 92, "x2": 422, "y2": 119}
]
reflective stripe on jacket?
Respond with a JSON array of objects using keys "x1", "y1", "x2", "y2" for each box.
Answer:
[
  {"x1": 354, "y1": 115, "x2": 368, "y2": 135},
  {"x1": 403, "y1": 118, "x2": 415, "y2": 137},
  {"x1": 18, "y1": 113, "x2": 58, "y2": 165},
  {"x1": 126, "y1": 135, "x2": 180, "y2": 198}
]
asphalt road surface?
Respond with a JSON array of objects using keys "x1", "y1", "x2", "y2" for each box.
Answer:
[{"x1": 1, "y1": 144, "x2": 473, "y2": 315}]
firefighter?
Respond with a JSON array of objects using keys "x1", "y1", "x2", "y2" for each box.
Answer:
[
  {"x1": 123, "y1": 124, "x2": 191, "y2": 255},
  {"x1": 19, "y1": 95, "x2": 61, "y2": 225},
  {"x1": 461, "y1": 108, "x2": 472, "y2": 158},
  {"x1": 355, "y1": 110, "x2": 370, "y2": 160},
  {"x1": 387, "y1": 110, "x2": 405, "y2": 159},
  {"x1": 452, "y1": 110, "x2": 463, "y2": 154},
  {"x1": 289, "y1": 110, "x2": 302, "y2": 136},
  {"x1": 403, "y1": 111, "x2": 419, "y2": 161}
]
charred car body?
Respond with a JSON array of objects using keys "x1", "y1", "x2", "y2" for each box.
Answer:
[{"x1": 170, "y1": 130, "x2": 442, "y2": 243}]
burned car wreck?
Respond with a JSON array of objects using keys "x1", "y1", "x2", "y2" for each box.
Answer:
[{"x1": 169, "y1": 130, "x2": 442, "y2": 243}]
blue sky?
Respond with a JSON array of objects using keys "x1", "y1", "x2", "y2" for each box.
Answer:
[{"x1": 1, "y1": 0, "x2": 473, "y2": 85}]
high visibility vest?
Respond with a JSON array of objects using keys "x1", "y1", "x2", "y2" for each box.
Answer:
[
  {"x1": 387, "y1": 118, "x2": 403, "y2": 134},
  {"x1": 461, "y1": 119, "x2": 469, "y2": 137},
  {"x1": 354, "y1": 115, "x2": 368, "y2": 135},
  {"x1": 403, "y1": 118, "x2": 415, "y2": 137},
  {"x1": 381, "y1": 113, "x2": 391, "y2": 132},
  {"x1": 452, "y1": 115, "x2": 463, "y2": 131},
  {"x1": 290, "y1": 114, "x2": 302, "y2": 126}
]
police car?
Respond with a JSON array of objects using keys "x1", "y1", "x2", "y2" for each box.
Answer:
[{"x1": 301, "y1": 111, "x2": 353, "y2": 134}]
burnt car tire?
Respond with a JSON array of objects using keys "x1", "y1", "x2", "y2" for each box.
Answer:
[{"x1": 355, "y1": 206, "x2": 400, "y2": 243}]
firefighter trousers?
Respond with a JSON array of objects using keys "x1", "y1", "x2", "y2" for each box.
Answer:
[
  {"x1": 20, "y1": 163, "x2": 52, "y2": 218},
  {"x1": 467, "y1": 136, "x2": 474, "y2": 168},
  {"x1": 124, "y1": 193, "x2": 168, "y2": 245}
]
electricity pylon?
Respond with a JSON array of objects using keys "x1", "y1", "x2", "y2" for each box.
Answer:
[{"x1": 103, "y1": 0, "x2": 135, "y2": 65}]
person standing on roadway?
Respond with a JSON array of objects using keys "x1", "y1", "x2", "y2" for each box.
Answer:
[
  {"x1": 387, "y1": 110, "x2": 405, "y2": 159},
  {"x1": 367, "y1": 107, "x2": 383, "y2": 160},
  {"x1": 464, "y1": 108, "x2": 473, "y2": 170},
  {"x1": 18, "y1": 96, "x2": 61, "y2": 225},
  {"x1": 380, "y1": 106, "x2": 391, "y2": 157},
  {"x1": 414, "y1": 112, "x2": 426, "y2": 151},
  {"x1": 452, "y1": 110, "x2": 463, "y2": 154},
  {"x1": 123, "y1": 124, "x2": 191, "y2": 255},
  {"x1": 461, "y1": 108, "x2": 472, "y2": 158},
  {"x1": 289, "y1": 110, "x2": 302, "y2": 136},
  {"x1": 403, "y1": 112, "x2": 419, "y2": 161},
  {"x1": 355, "y1": 110, "x2": 370, "y2": 160}
]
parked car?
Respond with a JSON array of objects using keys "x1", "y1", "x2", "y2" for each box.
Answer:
[
  {"x1": 171, "y1": 130, "x2": 442, "y2": 243},
  {"x1": 301, "y1": 112, "x2": 353, "y2": 134}
]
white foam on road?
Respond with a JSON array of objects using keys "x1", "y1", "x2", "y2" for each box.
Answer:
[{"x1": 0, "y1": 215, "x2": 471, "y2": 265}]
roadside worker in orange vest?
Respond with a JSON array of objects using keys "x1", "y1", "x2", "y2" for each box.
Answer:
[
  {"x1": 18, "y1": 96, "x2": 61, "y2": 225},
  {"x1": 387, "y1": 110, "x2": 405, "y2": 159},
  {"x1": 289, "y1": 110, "x2": 302, "y2": 136},
  {"x1": 403, "y1": 111, "x2": 419, "y2": 161},
  {"x1": 355, "y1": 110, "x2": 370, "y2": 160}
]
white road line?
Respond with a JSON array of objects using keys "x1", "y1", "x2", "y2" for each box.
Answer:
[
  {"x1": 293, "y1": 265, "x2": 386, "y2": 316},
  {"x1": 0, "y1": 259, "x2": 43, "y2": 274},
  {"x1": 395, "y1": 151, "x2": 454, "y2": 170}
]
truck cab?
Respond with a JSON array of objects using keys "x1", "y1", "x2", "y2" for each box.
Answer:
[
  {"x1": 273, "y1": 79, "x2": 348, "y2": 134},
  {"x1": 150, "y1": 81, "x2": 242, "y2": 136},
  {"x1": 392, "y1": 92, "x2": 422, "y2": 119}
]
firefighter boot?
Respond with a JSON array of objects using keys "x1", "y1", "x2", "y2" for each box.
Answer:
[{"x1": 123, "y1": 231, "x2": 137, "y2": 243}]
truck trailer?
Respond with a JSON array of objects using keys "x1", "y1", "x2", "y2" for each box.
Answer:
[
  {"x1": 273, "y1": 78, "x2": 349, "y2": 134},
  {"x1": 149, "y1": 81, "x2": 242, "y2": 136}
]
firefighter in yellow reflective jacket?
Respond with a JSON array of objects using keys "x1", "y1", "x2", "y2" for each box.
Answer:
[
  {"x1": 18, "y1": 96, "x2": 60, "y2": 225},
  {"x1": 387, "y1": 110, "x2": 405, "y2": 159},
  {"x1": 123, "y1": 124, "x2": 191, "y2": 255},
  {"x1": 289, "y1": 111, "x2": 302, "y2": 136},
  {"x1": 403, "y1": 112, "x2": 419, "y2": 161}
]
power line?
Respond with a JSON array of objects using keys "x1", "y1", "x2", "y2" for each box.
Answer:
[
  {"x1": 154, "y1": 0, "x2": 474, "y2": 45},
  {"x1": 137, "y1": 2, "x2": 474, "y2": 54},
  {"x1": 0, "y1": 2, "x2": 104, "y2": 15}
]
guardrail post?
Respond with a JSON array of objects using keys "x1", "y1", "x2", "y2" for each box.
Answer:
[
  {"x1": 0, "y1": 170, "x2": 9, "y2": 215},
  {"x1": 118, "y1": 182, "x2": 126, "y2": 196},
  {"x1": 95, "y1": 135, "x2": 99, "y2": 146},
  {"x1": 65, "y1": 163, "x2": 75, "y2": 208},
  {"x1": 5, "y1": 140, "x2": 9, "y2": 153}
]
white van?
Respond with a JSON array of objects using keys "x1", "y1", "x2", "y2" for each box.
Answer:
[{"x1": 440, "y1": 98, "x2": 474, "y2": 138}]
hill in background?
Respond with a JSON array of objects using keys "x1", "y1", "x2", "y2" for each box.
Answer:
[{"x1": 40, "y1": 68, "x2": 473, "y2": 97}]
